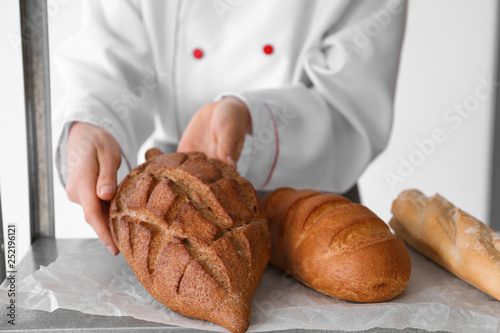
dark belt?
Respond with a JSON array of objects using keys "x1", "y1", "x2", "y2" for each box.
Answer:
[
  {"x1": 257, "y1": 184, "x2": 361, "y2": 204},
  {"x1": 151, "y1": 142, "x2": 362, "y2": 203}
]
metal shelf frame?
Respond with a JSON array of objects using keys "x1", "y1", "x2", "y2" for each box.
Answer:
[
  {"x1": 490, "y1": 2, "x2": 500, "y2": 231},
  {"x1": 19, "y1": 0, "x2": 55, "y2": 242},
  {"x1": 0, "y1": 0, "x2": 56, "y2": 283}
]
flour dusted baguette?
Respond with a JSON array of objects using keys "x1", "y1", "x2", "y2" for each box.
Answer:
[
  {"x1": 109, "y1": 150, "x2": 271, "y2": 333},
  {"x1": 390, "y1": 189, "x2": 500, "y2": 301},
  {"x1": 261, "y1": 188, "x2": 411, "y2": 303}
]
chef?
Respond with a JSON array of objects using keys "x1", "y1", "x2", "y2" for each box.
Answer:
[{"x1": 54, "y1": 0, "x2": 407, "y2": 255}]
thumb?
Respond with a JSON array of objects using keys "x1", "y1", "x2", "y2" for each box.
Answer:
[
  {"x1": 216, "y1": 125, "x2": 245, "y2": 167},
  {"x1": 96, "y1": 151, "x2": 121, "y2": 201}
]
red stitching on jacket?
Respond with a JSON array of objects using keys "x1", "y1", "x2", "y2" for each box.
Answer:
[{"x1": 262, "y1": 103, "x2": 279, "y2": 189}]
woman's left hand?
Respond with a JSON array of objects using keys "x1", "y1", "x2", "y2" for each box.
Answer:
[{"x1": 178, "y1": 97, "x2": 251, "y2": 166}]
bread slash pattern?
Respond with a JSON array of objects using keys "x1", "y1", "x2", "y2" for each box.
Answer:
[{"x1": 109, "y1": 150, "x2": 271, "y2": 333}]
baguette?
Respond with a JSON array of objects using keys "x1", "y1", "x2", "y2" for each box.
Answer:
[
  {"x1": 390, "y1": 189, "x2": 500, "y2": 301},
  {"x1": 261, "y1": 188, "x2": 411, "y2": 303},
  {"x1": 109, "y1": 150, "x2": 271, "y2": 333}
]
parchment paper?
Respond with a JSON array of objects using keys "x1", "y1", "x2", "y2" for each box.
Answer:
[{"x1": 1, "y1": 239, "x2": 499, "y2": 332}]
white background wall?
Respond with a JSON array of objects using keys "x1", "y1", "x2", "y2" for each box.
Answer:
[
  {"x1": 0, "y1": 0, "x2": 31, "y2": 264},
  {"x1": 360, "y1": 0, "x2": 498, "y2": 223},
  {"x1": 1, "y1": 0, "x2": 498, "y2": 263}
]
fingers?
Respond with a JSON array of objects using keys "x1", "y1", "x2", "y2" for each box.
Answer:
[
  {"x1": 66, "y1": 153, "x2": 119, "y2": 256},
  {"x1": 96, "y1": 145, "x2": 121, "y2": 201},
  {"x1": 177, "y1": 103, "x2": 217, "y2": 156},
  {"x1": 215, "y1": 122, "x2": 245, "y2": 165},
  {"x1": 213, "y1": 98, "x2": 251, "y2": 164},
  {"x1": 79, "y1": 171, "x2": 119, "y2": 256},
  {"x1": 65, "y1": 122, "x2": 121, "y2": 255},
  {"x1": 177, "y1": 99, "x2": 251, "y2": 167},
  {"x1": 177, "y1": 136, "x2": 197, "y2": 154}
]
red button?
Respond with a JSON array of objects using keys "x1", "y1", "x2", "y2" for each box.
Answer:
[
  {"x1": 263, "y1": 44, "x2": 274, "y2": 55},
  {"x1": 193, "y1": 48, "x2": 204, "y2": 59}
]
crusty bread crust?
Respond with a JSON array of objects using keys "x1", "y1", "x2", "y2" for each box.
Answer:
[
  {"x1": 109, "y1": 150, "x2": 271, "y2": 333},
  {"x1": 261, "y1": 188, "x2": 411, "y2": 303},
  {"x1": 390, "y1": 189, "x2": 500, "y2": 301}
]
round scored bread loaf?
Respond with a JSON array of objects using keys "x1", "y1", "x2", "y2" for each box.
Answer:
[
  {"x1": 261, "y1": 188, "x2": 411, "y2": 303},
  {"x1": 109, "y1": 149, "x2": 271, "y2": 333}
]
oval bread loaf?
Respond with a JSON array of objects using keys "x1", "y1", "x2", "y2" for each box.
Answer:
[
  {"x1": 109, "y1": 150, "x2": 271, "y2": 333},
  {"x1": 261, "y1": 188, "x2": 411, "y2": 303}
]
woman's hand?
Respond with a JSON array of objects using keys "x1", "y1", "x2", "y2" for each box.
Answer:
[
  {"x1": 65, "y1": 122, "x2": 122, "y2": 255},
  {"x1": 177, "y1": 97, "x2": 252, "y2": 166}
]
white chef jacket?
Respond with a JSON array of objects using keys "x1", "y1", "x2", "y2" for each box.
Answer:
[{"x1": 54, "y1": 0, "x2": 407, "y2": 193}]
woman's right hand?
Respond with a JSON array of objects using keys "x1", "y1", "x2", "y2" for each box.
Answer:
[{"x1": 65, "y1": 122, "x2": 122, "y2": 255}]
